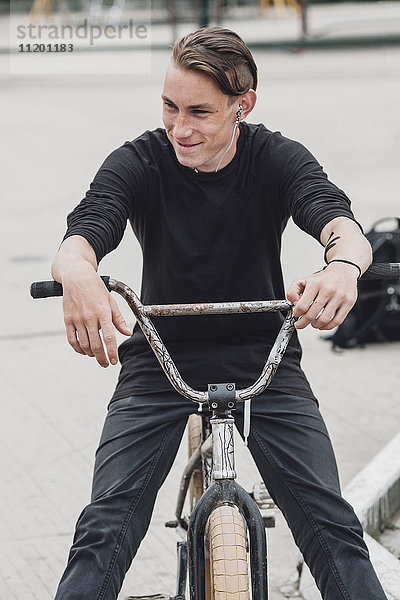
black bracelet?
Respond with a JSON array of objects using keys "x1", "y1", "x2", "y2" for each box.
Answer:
[{"x1": 325, "y1": 259, "x2": 362, "y2": 280}]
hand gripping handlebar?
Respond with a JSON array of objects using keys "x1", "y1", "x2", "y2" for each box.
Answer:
[
  {"x1": 30, "y1": 278, "x2": 296, "y2": 404},
  {"x1": 30, "y1": 262, "x2": 399, "y2": 404}
]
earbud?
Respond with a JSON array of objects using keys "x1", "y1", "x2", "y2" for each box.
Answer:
[{"x1": 215, "y1": 103, "x2": 243, "y2": 173}]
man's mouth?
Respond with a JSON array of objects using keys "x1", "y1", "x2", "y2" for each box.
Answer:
[{"x1": 175, "y1": 140, "x2": 202, "y2": 150}]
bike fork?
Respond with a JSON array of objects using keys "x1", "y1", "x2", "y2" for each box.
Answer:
[{"x1": 187, "y1": 383, "x2": 268, "y2": 600}]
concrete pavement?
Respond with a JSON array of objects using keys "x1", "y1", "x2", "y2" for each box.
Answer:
[{"x1": 1, "y1": 34, "x2": 400, "y2": 599}]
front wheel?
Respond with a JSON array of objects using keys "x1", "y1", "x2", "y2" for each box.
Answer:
[{"x1": 208, "y1": 505, "x2": 250, "y2": 600}]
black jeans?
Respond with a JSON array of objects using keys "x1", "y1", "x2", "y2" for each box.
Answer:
[{"x1": 55, "y1": 391, "x2": 387, "y2": 600}]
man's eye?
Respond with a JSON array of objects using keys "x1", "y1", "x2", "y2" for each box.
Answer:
[
  {"x1": 193, "y1": 110, "x2": 208, "y2": 115},
  {"x1": 164, "y1": 102, "x2": 176, "y2": 110}
]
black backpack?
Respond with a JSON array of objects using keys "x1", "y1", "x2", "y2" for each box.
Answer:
[{"x1": 327, "y1": 217, "x2": 400, "y2": 349}]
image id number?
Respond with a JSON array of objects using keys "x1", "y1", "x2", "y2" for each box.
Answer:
[{"x1": 18, "y1": 43, "x2": 74, "y2": 52}]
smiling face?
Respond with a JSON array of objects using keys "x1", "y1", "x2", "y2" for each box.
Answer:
[{"x1": 162, "y1": 63, "x2": 242, "y2": 172}]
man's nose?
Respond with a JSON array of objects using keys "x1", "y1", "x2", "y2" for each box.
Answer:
[{"x1": 173, "y1": 114, "x2": 193, "y2": 139}]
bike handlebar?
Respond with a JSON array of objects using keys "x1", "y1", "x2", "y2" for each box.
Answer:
[
  {"x1": 30, "y1": 276, "x2": 112, "y2": 298},
  {"x1": 358, "y1": 262, "x2": 400, "y2": 280},
  {"x1": 29, "y1": 278, "x2": 295, "y2": 403},
  {"x1": 29, "y1": 262, "x2": 399, "y2": 404}
]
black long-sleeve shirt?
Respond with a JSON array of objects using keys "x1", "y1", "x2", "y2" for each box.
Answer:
[{"x1": 64, "y1": 122, "x2": 356, "y2": 401}]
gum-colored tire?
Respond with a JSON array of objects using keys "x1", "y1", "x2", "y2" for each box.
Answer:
[{"x1": 209, "y1": 505, "x2": 250, "y2": 600}]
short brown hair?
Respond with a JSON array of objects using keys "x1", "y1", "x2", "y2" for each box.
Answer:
[{"x1": 172, "y1": 27, "x2": 258, "y2": 98}]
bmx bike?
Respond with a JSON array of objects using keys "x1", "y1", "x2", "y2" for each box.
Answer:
[{"x1": 30, "y1": 262, "x2": 400, "y2": 600}]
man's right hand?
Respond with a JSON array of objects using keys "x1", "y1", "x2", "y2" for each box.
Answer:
[{"x1": 52, "y1": 236, "x2": 133, "y2": 368}]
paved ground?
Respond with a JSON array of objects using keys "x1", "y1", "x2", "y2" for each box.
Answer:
[{"x1": 1, "y1": 16, "x2": 400, "y2": 600}]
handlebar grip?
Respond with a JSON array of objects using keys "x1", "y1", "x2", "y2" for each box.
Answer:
[
  {"x1": 30, "y1": 280, "x2": 63, "y2": 298},
  {"x1": 30, "y1": 276, "x2": 111, "y2": 298},
  {"x1": 361, "y1": 263, "x2": 400, "y2": 280}
]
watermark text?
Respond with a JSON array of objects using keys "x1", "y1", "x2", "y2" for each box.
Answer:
[{"x1": 16, "y1": 19, "x2": 148, "y2": 46}]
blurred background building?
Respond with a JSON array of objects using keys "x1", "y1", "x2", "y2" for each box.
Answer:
[{"x1": 4, "y1": 0, "x2": 400, "y2": 48}]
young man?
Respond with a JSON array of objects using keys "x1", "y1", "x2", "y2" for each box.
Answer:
[{"x1": 52, "y1": 27, "x2": 386, "y2": 600}]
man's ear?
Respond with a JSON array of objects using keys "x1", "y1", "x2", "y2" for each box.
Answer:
[{"x1": 239, "y1": 89, "x2": 257, "y2": 120}]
